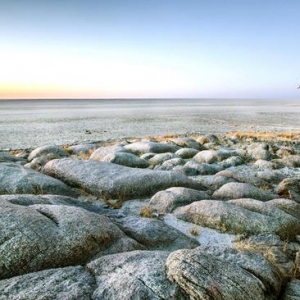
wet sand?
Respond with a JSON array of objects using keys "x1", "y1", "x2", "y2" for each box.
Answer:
[{"x1": 1, "y1": 98, "x2": 300, "y2": 150}]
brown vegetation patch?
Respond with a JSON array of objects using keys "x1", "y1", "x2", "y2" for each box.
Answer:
[{"x1": 228, "y1": 131, "x2": 300, "y2": 142}]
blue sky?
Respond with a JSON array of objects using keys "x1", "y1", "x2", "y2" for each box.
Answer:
[{"x1": 0, "y1": 0, "x2": 299, "y2": 99}]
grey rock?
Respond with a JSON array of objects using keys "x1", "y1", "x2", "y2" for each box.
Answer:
[
  {"x1": 256, "y1": 169, "x2": 286, "y2": 184},
  {"x1": 174, "y1": 199, "x2": 300, "y2": 239},
  {"x1": 213, "y1": 182, "x2": 276, "y2": 201},
  {"x1": 268, "y1": 198, "x2": 300, "y2": 219},
  {"x1": 115, "y1": 216, "x2": 199, "y2": 251},
  {"x1": 124, "y1": 141, "x2": 180, "y2": 155},
  {"x1": 166, "y1": 245, "x2": 282, "y2": 300},
  {"x1": 0, "y1": 163, "x2": 78, "y2": 197},
  {"x1": 168, "y1": 137, "x2": 204, "y2": 150},
  {"x1": 245, "y1": 142, "x2": 272, "y2": 161},
  {"x1": 25, "y1": 153, "x2": 61, "y2": 171},
  {"x1": 196, "y1": 134, "x2": 220, "y2": 145},
  {"x1": 276, "y1": 178, "x2": 300, "y2": 203},
  {"x1": 0, "y1": 266, "x2": 95, "y2": 300},
  {"x1": 193, "y1": 150, "x2": 220, "y2": 164},
  {"x1": 44, "y1": 158, "x2": 204, "y2": 199},
  {"x1": 150, "y1": 187, "x2": 210, "y2": 213},
  {"x1": 155, "y1": 158, "x2": 185, "y2": 171},
  {"x1": 89, "y1": 144, "x2": 129, "y2": 161},
  {"x1": 0, "y1": 201, "x2": 130, "y2": 279},
  {"x1": 234, "y1": 233, "x2": 296, "y2": 278},
  {"x1": 175, "y1": 147, "x2": 199, "y2": 159},
  {"x1": 179, "y1": 160, "x2": 222, "y2": 176},
  {"x1": 282, "y1": 279, "x2": 300, "y2": 300},
  {"x1": 68, "y1": 143, "x2": 98, "y2": 155},
  {"x1": 273, "y1": 155, "x2": 300, "y2": 168},
  {"x1": 219, "y1": 156, "x2": 243, "y2": 168},
  {"x1": 100, "y1": 152, "x2": 150, "y2": 168},
  {"x1": 194, "y1": 174, "x2": 237, "y2": 191},
  {"x1": 87, "y1": 250, "x2": 188, "y2": 300},
  {"x1": 149, "y1": 152, "x2": 179, "y2": 165},
  {"x1": 28, "y1": 145, "x2": 69, "y2": 162},
  {"x1": 0, "y1": 152, "x2": 25, "y2": 163}
]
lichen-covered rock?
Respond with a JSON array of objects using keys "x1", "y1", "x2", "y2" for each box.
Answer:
[
  {"x1": 0, "y1": 266, "x2": 95, "y2": 300},
  {"x1": 28, "y1": 145, "x2": 69, "y2": 162},
  {"x1": 150, "y1": 187, "x2": 210, "y2": 213},
  {"x1": 0, "y1": 163, "x2": 78, "y2": 197},
  {"x1": 244, "y1": 142, "x2": 272, "y2": 161},
  {"x1": 213, "y1": 182, "x2": 276, "y2": 201},
  {"x1": 115, "y1": 216, "x2": 199, "y2": 251},
  {"x1": 98, "y1": 152, "x2": 150, "y2": 168},
  {"x1": 276, "y1": 178, "x2": 300, "y2": 203},
  {"x1": 166, "y1": 246, "x2": 282, "y2": 300},
  {"x1": 282, "y1": 279, "x2": 300, "y2": 300},
  {"x1": 268, "y1": 198, "x2": 300, "y2": 219},
  {"x1": 87, "y1": 250, "x2": 188, "y2": 300},
  {"x1": 124, "y1": 141, "x2": 180, "y2": 155},
  {"x1": 0, "y1": 201, "x2": 133, "y2": 279},
  {"x1": 174, "y1": 199, "x2": 300, "y2": 239},
  {"x1": 44, "y1": 158, "x2": 204, "y2": 199},
  {"x1": 175, "y1": 147, "x2": 199, "y2": 159}
]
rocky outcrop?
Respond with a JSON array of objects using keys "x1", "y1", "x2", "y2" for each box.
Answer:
[{"x1": 43, "y1": 158, "x2": 204, "y2": 199}]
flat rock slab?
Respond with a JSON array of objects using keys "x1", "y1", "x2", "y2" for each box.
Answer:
[
  {"x1": 115, "y1": 216, "x2": 199, "y2": 251},
  {"x1": 0, "y1": 266, "x2": 95, "y2": 300},
  {"x1": 166, "y1": 246, "x2": 282, "y2": 300},
  {"x1": 0, "y1": 163, "x2": 78, "y2": 197},
  {"x1": 44, "y1": 158, "x2": 204, "y2": 199},
  {"x1": 0, "y1": 201, "x2": 128, "y2": 279},
  {"x1": 174, "y1": 199, "x2": 300, "y2": 239},
  {"x1": 87, "y1": 250, "x2": 188, "y2": 300}
]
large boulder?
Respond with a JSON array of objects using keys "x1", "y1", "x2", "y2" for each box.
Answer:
[
  {"x1": 174, "y1": 199, "x2": 300, "y2": 239},
  {"x1": 28, "y1": 145, "x2": 69, "y2": 162},
  {"x1": 166, "y1": 246, "x2": 282, "y2": 300},
  {"x1": 115, "y1": 216, "x2": 199, "y2": 251},
  {"x1": 0, "y1": 163, "x2": 78, "y2": 197},
  {"x1": 150, "y1": 187, "x2": 211, "y2": 213},
  {"x1": 87, "y1": 250, "x2": 188, "y2": 300},
  {"x1": 0, "y1": 201, "x2": 134, "y2": 279},
  {"x1": 213, "y1": 182, "x2": 276, "y2": 201},
  {"x1": 43, "y1": 158, "x2": 204, "y2": 199},
  {"x1": 0, "y1": 266, "x2": 95, "y2": 300}
]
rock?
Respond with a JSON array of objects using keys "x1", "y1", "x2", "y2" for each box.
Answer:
[
  {"x1": 213, "y1": 182, "x2": 276, "y2": 201},
  {"x1": 282, "y1": 279, "x2": 300, "y2": 300},
  {"x1": 149, "y1": 187, "x2": 211, "y2": 213},
  {"x1": 245, "y1": 142, "x2": 272, "y2": 161},
  {"x1": 273, "y1": 155, "x2": 300, "y2": 168},
  {"x1": 0, "y1": 163, "x2": 78, "y2": 197},
  {"x1": 193, "y1": 150, "x2": 219, "y2": 164},
  {"x1": 175, "y1": 147, "x2": 199, "y2": 159},
  {"x1": 149, "y1": 152, "x2": 179, "y2": 165},
  {"x1": 68, "y1": 143, "x2": 98, "y2": 155},
  {"x1": 124, "y1": 141, "x2": 180, "y2": 155},
  {"x1": 44, "y1": 158, "x2": 204, "y2": 199},
  {"x1": 256, "y1": 169, "x2": 286, "y2": 184},
  {"x1": 253, "y1": 159, "x2": 277, "y2": 169},
  {"x1": 99, "y1": 152, "x2": 150, "y2": 168},
  {"x1": 219, "y1": 156, "x2": 244, "y2": 168},
  {"x1": 166, "y1": 245, "x2": 282, "y2": 300},
  {"x1": 140, "y1": 152, "x2": 156, "y2": 160},
  {"x1": 0, "y1": 201, "x2": 133, "y2": 279},
  {"x1": 115, "y1": 216, "x2": 199, "y2": 251},
  {"x1": 0, "y1": 266, "x2": 95, "y2": 300},
  {"x1": 234, "y1": 234, "x2": 296, "y2": 278},
  {"x1": 268, "y1": 198, "x2": 300, "y2": 219},
  {"x1": 168, "y1": 137, "x2": 205, "y2": 150},
  {"x1": 87, "y1": 250, "x2": 187, "y2": 300},
  {"x1": 28, "y1": 145, "x2": 69, "y2": 162},
  {"x1": 25, "y1": 153, "x2": 61, "y2": 171},
  {"x1": 89, "y1": 144, "x2": 129, "y2": 161},
  {"x1": 196, "y1": 134, "x2": 220, "y2": 145},
  {"x1": 155, "y1": 158, "x2": 185, "y2": 171},
  {"x1": 178, "y1": 160, "x2": 222, "y2": 176},
  {"x1": 174, "y1": 199, "x2": 300, "y2": 239},
  {"x1": 0, "y1": 152, "x2": 25, "y2": 163},
  {"x1": 276, "y1": 178, "x2": 300, "y2": 202},
  {"x1": 194, "y1": 174, "x2": 237, "y2": 191}
]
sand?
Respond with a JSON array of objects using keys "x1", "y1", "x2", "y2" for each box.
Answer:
[{"x1": 1, "y1": 98, "x2": 300, "y2": 150}]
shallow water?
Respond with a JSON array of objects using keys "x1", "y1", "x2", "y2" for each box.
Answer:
[{"x1": 1, "y1": 98, "x2": 300, "y2": 149}]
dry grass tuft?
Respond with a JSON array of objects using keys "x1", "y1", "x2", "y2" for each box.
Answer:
[
  {"x1": 189, "y1": 227, "x2": 199, "y2": 236},
  {"x1": 140, "y1": 206, "x2": 155, "y2": 218},
  {"x1": 228, "y1": 131, "x2": 300, "y2": 142}
]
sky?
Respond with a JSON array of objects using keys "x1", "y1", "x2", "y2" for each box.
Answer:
[{"x1": 0, "y1": 0, "x2": 299, "y2": 99}]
